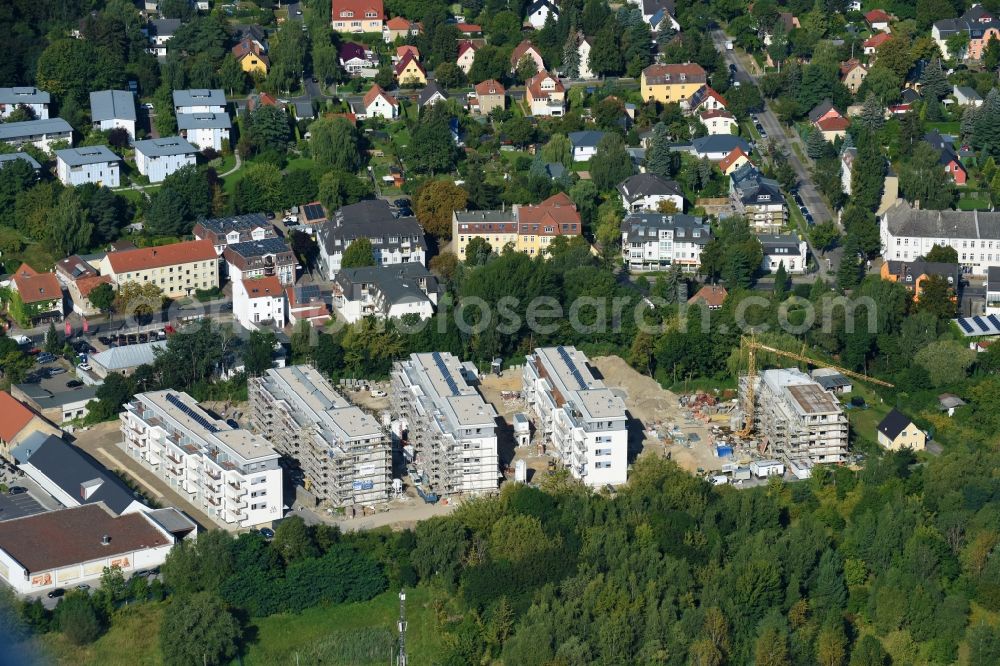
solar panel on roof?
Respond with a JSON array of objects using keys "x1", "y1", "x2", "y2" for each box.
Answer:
[
  {"x1": 304, "y1": 204, "x2": 325, "y2": 220},
  {"x1": 432, "y1": 352, "x2": 460, "y2": 395},
  {"x1": 556, "y1": 346, "x2": 588, "y2": 390},
  {"x1": 973, "y1": 316, "x2": 990, "y2": 331},
  {"x1": 989, "y1": 315, "x2": 1000, "y2": 330},
  {"x1": 165, "y1": 393, "x2": 217, "y2": 432},
  {"x1": 958, "y1": 318, "x2": 975, "y2": 334}
]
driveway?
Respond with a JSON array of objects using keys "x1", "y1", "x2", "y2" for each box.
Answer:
[{"x1": 711, "y1": 29, "x2": 842, "y2": 279}]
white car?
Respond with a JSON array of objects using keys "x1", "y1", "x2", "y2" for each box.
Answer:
[
  {"x1": 370, "y1": 389, "x2": 388, "y2": 398},
  {"x1": 78, "y1": 363, "x2": 91, "y2": 372}
]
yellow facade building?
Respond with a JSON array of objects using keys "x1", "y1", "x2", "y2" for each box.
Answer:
[
  {"x1": 232, "y1": 40, "x2": 269, "y2": 75},
  {"x1": 640, "y1": 63, "x2": 708, "y2": 104},
  {"x1": 99, "y1": 239, "x2": 220, "y2": 299},
  {"x1": 452, "y1": 193, "x2": 582, "y2": 259}
]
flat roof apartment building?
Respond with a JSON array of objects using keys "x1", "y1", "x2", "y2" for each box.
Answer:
[
  {"x1": 740, "y1": 368, "x2": 849, "y2": 465},
  {"x1": 121, "y1": 390, "x2": 283, "y2": 528},
  {"x1": 249, "y1": 366, "x2": 391, "y2": 508},
  {"x1": 391, "y1": 353, "x2": 499, "y2": 496},
  {"x1": 523, "y1": 346, "x2": 628, "y2": 486}
]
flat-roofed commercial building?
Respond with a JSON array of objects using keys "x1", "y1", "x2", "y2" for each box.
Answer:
[
  {"x1": 0, "y1": 504, "x2": 192, "y2": 595},
  {"x1": 391, "y1": 353, "x2": 499, "y2": 496},
  {"x1": 740, "y1": 368, "x2": 849, "y2": 465},
  {"x1": 523, "y1": 346, "x2": 629, "y2": 486},
  {"x1": 249, "y1": 366, "x2": 391, "y2": 507},
  {"x1": 121, "y1": 390, "x2": 283, "y2": 528}
]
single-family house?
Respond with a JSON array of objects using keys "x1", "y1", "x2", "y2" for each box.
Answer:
[
  {"x1": 686, "y1": 135, "x2": 752, "y2": 161},
  {"x1": 472, "y1": 80, "x2": 506, "y2": 116},
  {"x1": 568, "y1": 130, "x2": 605, "y2": 161},
  {"x1": 54, "y1": 256, "x2": 110, "y2": 317},
  {"x1": 758, "y1": 233, "x2": 808, "y2": 273},
  {"x1": 418, "y1": 83, "x2": 448, "y2": 108},
  {"x1": 0, "y1": 87, "x2": 50, "y2": 120},
  {"x1": 360, "y1": 84, "x2": 398, "y2": 119},
  {"x1": 55, "y1": 146, "x2": 121, "y2": 188},
  {"x1": 576, "y1": 35, "x2": 595, "y2": 79},
  {"x1": 684, "y1": 85, "x2": 727, "y2": 115},
  {"x1": 641, "y1": 63, "x2": 707, "y2": 104},
  {"x1": 809, "y1": 100, "x2": 850, "y2": 140},
  {"x1": 640, "y1": 0, "x2": 681, "y2": 32},
  {"x1": 688, "y1": 285, "x2": 727, "y2": 310},
  {"x1": 133, "y1": 137, "x2": 198, "y2": 183},
  {"x1": 924, "y1": 130, "x2": 967, "y2": 185},
  {"x1": 394, "y1": 52, "x2": 427, "y2": 86},
  {"x1": 456, "y1": 41, "x2": 478, "y2": 74},
  {"x1": 718, "y1": 147, "x2": 753, "y2": 175},
  {"x1": 90, "y1": 90, "x2": 136, "y2": 139},
  {"x1": 383, "y1": 16, "x2": 420, "y2": 43},
  {"x1": 699, "y1": 109, "x2": 738, "y2": 135},
  {"x1": 8, "y1": 264, "x2": 63, "y2": 324},
  {"x1": 525, "y1": 71, "x2": 565, "y2": 117},
  {"x1": 618, "y1": 173, "x2": 684, "y2": 212},
  {"x1": 954, "y1": 85, "x2": 984, "y2": 107},
  {"x1": 396, "y1": 45, "x2": 420, "y2": 61},
  {"x1": 332, "y1": 0, "x2": 385, "y2": 33},
  {"x1": 510, "y1": 40, "x2": 546, "y2": 73},
  {"x1": 339, "y1": 43, "x2": 378, "y2": 76},
  {"x1": 147, "y1": 18, "x2": 181, "y2": 57},
  {"x1": 526, "y1": 0, "x2": 559, "y2": 30},
  {"x1": 865, "y1": 9, "x2": 893, "y2": 32},
  {"x1": 232, "y1": 39, "x2": 269, "y2": 75},
  {"x1": 863, "y1": 32, "x2": 892, "y2": 56},
  {"x1": 877, "y1": 409, "x2": 926, "y2": 451},
  {"x1": 840, "y1": 60, "x2": 868, "y2": 93}
]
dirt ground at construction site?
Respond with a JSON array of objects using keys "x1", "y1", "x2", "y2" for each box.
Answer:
[{"x1": 478, "y1": 357, "x2": 733, "y2": 480}]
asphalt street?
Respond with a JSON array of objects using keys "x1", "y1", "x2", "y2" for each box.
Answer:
[{"x1": 711, "y1": 29, "x2": 843, "y2": 280}]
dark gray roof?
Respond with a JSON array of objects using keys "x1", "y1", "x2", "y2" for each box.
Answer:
[
  {"x1": 0, "y1": 87, "x2": 50, "y2": 105},
  {"x1": 731, "y1": 163, "x2": 782, "y2": 205},
  {"x1": 0, "y1": 152, "x2": 41, "y2": 170},
  {"x1": 621, "y1": 212, "x2": 711, "y2": 245},
  {"x1": 145, "y1": 507, "x2": 198, "y2": 536},
  {"x1": 11, "y1": 432, "x2": 140, "y2": 515},
  {"x1": 150, "y1": 18, "x2": 182, "y2": 38},
  {"x1": 882, "y1": 201, "x2": 1000, "y2": 239},
  {"x1": 90, "y1": 90, "x2": 136, "y2": 122},
  {"x1": 321, "y1": 200, "x2": 426, "y2": 252},
  {"x1": 335, "y1": 263, "x2": 438, "y2": 307},
  {"x1": 886, "y1": 260, "x2": 959, "y2": 286},
  {"x1": 757, "y1": 233, "x2": 802, "y2": 253},
  {"x1": 808, "y1": 99, "x2": 836, "y2": 122},
  {"x1": 55, "y1": 145, "x2": 121, "y2": 167},
  {"x1": 955, "y1": 86, "x2": 982, "y2": 101},
  {"x1": 989, "y1": 266, "x2": 1000, "y2": 293},
  {"x1": 14, "y1": 382, "x2": 98, "y2": 409},
  {"x1": 877, "y1": 408, "x2": 915, "y2": 441},
  {"x1": 813, "y1": 373, "x2": 851, "y2": 390},
  {"x1": 691, "y1": 135, "x2": 751, "y2": 155},
  {"x1": 568, "y1": 130, "x2": 606, "y2": 149},
  {"x1": 176, "y1": 112, "x2": 231, "y2": 130},
  {"x1": 134, "y1": 136, "x2": 198, "y2": 157},
  {"x1": 545, "y1": 162, "x2": 566, "y2": 179},
  {"x1": 0, "y1": 118, "x2": 72, "y2": 140},
  {"x1": 197, "y1": 213, "x2": 269, "y2": 235},
  {"x1": 226, "y1": 236, "x2": 290, "y2": 259},
  {"x1": 418, "y1": 83, "x2": 448, "y2": 106},
  {"x1": 172, "y1": 89, "x2": 226, "y2": 109},
  {"x1": 617, "y1": 173, "x2": 683, "y2": 202}
]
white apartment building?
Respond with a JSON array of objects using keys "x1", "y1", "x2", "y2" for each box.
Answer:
[
  {"x1": 318, "y1": 200, "x2": 426, "y2": 278},
  {"x1": 55, "y1": 146, "x2": 121, "y2": 187},
  {"x1": 177, "y1": 112, "x2": 231, "y2": 151},
  {"x1": 249, "y1": 366, "x2": 391, "y2": 507},
  {"x1": 0, "y1": 118, "x2": 73, "y2": 152},
  {"x1": 391, "y1": 353, "x2": 499, "y2": 496},
  {"x1": 133, "y1": 137, "x2": 198, "y2": 183},
  {"x1": 173, "y1": 89, "x2": 227, "y2": 115},
  {"x1": 332, "y1": 263, "x2": 438, "y2": 324},
  {"x1": 621, "y1": 212, "x2": 712, "y2": 273},
  {"x1": 120, "y1": 390, "x2": 284, "y2": 528},
  {"x1": 759, "y1": 233, "x2": 809, "y2": 273},
  {"x1": 0, "y1": 87, "x2": 50, "y2": 120},
  {"x1": 523, "y1": 346, "x2": 628, "y2": 487},
  {"x1": 90, "y1": 90, "x2": 137, "y2": 138},
  {"x1": 880, "y1": 200, "x2": 1000, "y2": 276},
  {"x1": 232, "y1": 275, "x2": 287, "y2": 330},
  {"x1": 740, "y1": 368, "x2": 848, "y2": 465}
]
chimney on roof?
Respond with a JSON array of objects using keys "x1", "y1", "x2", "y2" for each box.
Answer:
[{"x1": 101, "y1": 534, "x2": 111, "y2": 546}]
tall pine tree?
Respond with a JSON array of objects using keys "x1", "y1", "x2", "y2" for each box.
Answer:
[
  {"x1": 920, "y1": 58, "x2": 950, "y2": 101},
  {"x1": 645, "y1": 123, "x2": 677, "y2": 179},
  {"x1": 975, "y1": 88, "x2": 1000, "y2": 158},
  {"x1": 855, "y1": 93, "x2": 885, "y2": 133},
  {"x1": 562, "y1": 32, "x2": 581, "y2": 79},
  {"x1": 850, "y1": 129, "x2": 885, "y2": 212}
]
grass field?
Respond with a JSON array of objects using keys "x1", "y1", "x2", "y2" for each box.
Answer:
[
  {"x1": 958, "y1": 197, "x2": 990, "y2": 211},
  {"x1": 925, "y1": 121, "x2": 961, "y2": 135},
  {"x1": 40, "y1": 586, "x2": 446, "y2": 666}
]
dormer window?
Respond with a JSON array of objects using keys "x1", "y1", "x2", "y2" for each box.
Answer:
[{"x1": 342, "y1": 10, "x2": 353, "y2": 17}]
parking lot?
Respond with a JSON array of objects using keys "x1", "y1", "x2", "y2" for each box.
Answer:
[{"x1": 0, "y1": 491, "x2": 47, "y2": 522}]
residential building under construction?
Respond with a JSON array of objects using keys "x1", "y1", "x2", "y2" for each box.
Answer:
[
  {"x1": 739, "y1": 368, "x2": 849, "y2": 465},
  {"x1": 248, "y1": 365, "x2": 391, "y2": 507},
  {"x1": 390, "y1": 352, "x2": 499, "y2": 496}
]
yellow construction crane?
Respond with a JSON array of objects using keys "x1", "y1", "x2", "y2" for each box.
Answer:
[{"x1": 737, "y1": 336, "x2": 894, "y2": 439}]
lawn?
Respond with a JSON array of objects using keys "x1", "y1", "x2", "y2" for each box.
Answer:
[
  {"x1": 842, "y1": 383, "x2": 892, "y2": 448},
  {"x1": 925, "y1": 121, "x2": 961, "y2": 135},
  {"x1": 958, "y1": 197, "x2": 990, "y2": 211},
  {"x1": 244, "y1": 586, "x2": 446, "y2": 665},
  {"x1": 41, "y1": 602, "x2": 165, "y2": 666},
  {"x1": 285, "y1": 157, "x2": 315, "y2": 173}
]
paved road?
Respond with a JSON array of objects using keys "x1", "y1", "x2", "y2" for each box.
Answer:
[{"x1": 711, "y1": 30, "x2": 842, "y2": 280}]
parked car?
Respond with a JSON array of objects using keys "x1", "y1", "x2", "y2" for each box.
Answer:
[
  {"x1": 47, "y1": 588, "x2": 65, "y2": 599},
  {"x1": 370, "y1": 389, "x2": 388, "y2": 398},
  {"x1": 259, "y1": 528, "x2": 275, "y2": 539},
  {"x1": 805, "y1": 214, "x2": 815, "y2": 225},
  {"x1": 66, "y1": 380, "x2": 84, "y2": 388},
  {"x1": 76, "y1": 584, "x2": 90, "y2": 592},
  {"x1": 47, "y1": 367, "x2": 67, "y2": 376},
  {"x1": 8, "y1": 487, "x2": 27, "y2": 495},
  {"x1": 142, "y1": 102, "x2": 154, "y2": 111},
  {"x1": 393, "y1": 198, "x2": 410, "y2": 208},
  {"x1": 78, "y1": 363, "x2": 91, "y2": 372}
]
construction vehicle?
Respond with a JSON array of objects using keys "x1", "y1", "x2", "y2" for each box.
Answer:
[{"x1": 737, "y1": 335, "x2": 894, "y2": 439}]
